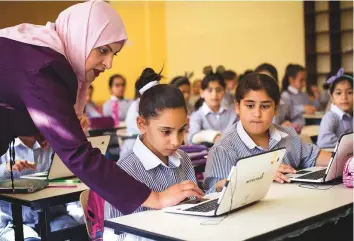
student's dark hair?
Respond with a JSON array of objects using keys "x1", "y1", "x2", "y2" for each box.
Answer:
[
  {"x1": 194, "y1": 66, "x2": 226, "y2": 110},
  {"x1": 255, "y1": 63, "x2": 278, "y2": 83},
  {"x1": 137, "y1": 68, "x2": 187, "y2": 119},
  {"x1": 235, "y1": 72, "x2": 280, "y2": 105},
  {"x1": 306, "y1": 81, "x2": 318, "y2": 97},
  {"x1": 201, "y1": 65, "x2": 226, "y2": 90},
  {"x1": 222, "y1": 70, "x2": 237, "y2": 81},
  {"x1": 170, "y1": 73, "x2": 192, "y2": 88},
  {"x1": 329, "y1": 75, "x2": 353, "y2": 95},
  {"x1": 281, "y1": 64, "x2": 305, "y2": 92},
  {"x1": 238, "y1": 69, "x2": 254, "y2": 83},
  {"x1": 109, "y1": 74, "x2": 126, "y2": 88}
]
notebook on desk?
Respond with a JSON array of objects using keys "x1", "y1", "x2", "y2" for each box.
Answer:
[
  {"x1": 21, "y1": 135, "x2": 110, "y2": 181},
  {"x1": 164, "y1": 148, "x2": 286, "y2": 217}
]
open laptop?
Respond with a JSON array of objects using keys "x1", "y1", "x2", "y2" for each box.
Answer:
[
  {"x1": 21, "y1": 135, "x2": 110, "y2": 181},
  {"x1": 164, "y1": 148, "x2": 286, "y2": 217},
  {"x1": 287, "y1": 132, "x2": 353, "y2": 183}
]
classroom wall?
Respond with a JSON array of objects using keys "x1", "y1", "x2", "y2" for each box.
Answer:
[
  {"x1": 92, "y1": 1, "x2": 167, "y2": 104},
  {"x1": 0, "y1": 1, "x2": 80, "y2": 28},
  {"x1": 164, "y1": 1, "x2": 305, "y2": 83}
]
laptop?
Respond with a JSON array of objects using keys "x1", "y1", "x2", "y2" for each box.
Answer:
[
  {"x1": 164, "y1": 148, "x2": 286, "y2": 217},
  {"x1": 21, "y1": 135, "x2": 110, "y2": 181},
  {"x1": 287, "y1": 132, "x2": 353, "y2": 183},
  {"x1": 0, "y1": 179, "x2": 49, "y2": 194}
]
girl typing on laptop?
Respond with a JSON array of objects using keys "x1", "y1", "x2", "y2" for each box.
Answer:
[
  {"x1": 103, "y1": 68, "x2": 203, "y2": 239},
  {"x1": 203, "y1": 73, "x2": 332, "y2": 193}
]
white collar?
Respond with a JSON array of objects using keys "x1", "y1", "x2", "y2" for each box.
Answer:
[
  {"x1": 330, "y1": 104, "x2": 352, "y2": 120},
  {"x1": 288, "y1": 86, "x2": 300, "y2": 95},
  {"x1": 201, "y1": 102, "x2": 227, "y2": 116},
  {"x1": 132, "y1": 136, "x2": 181, "y2": 170},
  {"x1": 236, "y1": 121, "x2": 288, "y2": 150},
  {"x1": 111, "y1": 96, "x2": 125, "y2": 101},
  {"x1": 14, "y1": 138, "x2": 41, "y2": 150}
]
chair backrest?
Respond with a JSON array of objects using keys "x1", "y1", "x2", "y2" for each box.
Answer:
[{"x1": 80, "y1": 190, "x2": 91, "y2": 238}]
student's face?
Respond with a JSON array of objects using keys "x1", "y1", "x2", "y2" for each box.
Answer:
[
  {"x1": 111, "y1": 77, "x2": 126, "y2": 98},
  {"x1": 137, "y1": 107, "x2": 187, "y2": 157},
  {"x1": 289, "y1": 71, "x2": 306, "y2": 90},
  {"x1": 226, "y1": 79, "x2": 237, "y2": 91},
  {"x1": 235, "y1": 89, "x2": 277, "y2": 136},
  {"x1": 331, "y1": 80, "x2": 353, "y2": 113},
  {"x1": 201, "y1": 81, "x2": 225, "y2": 110},
  {"x1": 85, "y1": 42, "x2": 123, "y2": 82},
  {"x1": 178, "y1": 84, "x2": 191, "y2": 103},
  {"x1": 192, "y1": 80, "x2": 202, "y2": 96}
]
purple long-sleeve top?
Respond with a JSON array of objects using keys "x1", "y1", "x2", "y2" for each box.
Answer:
[{"x1": 0, "y1": 38, "x2": 151, "y2": 214}]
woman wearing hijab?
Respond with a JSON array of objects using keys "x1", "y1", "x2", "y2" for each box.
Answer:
[{"x1": 0, "y1": 0, "x2": 203, "y2": 216}]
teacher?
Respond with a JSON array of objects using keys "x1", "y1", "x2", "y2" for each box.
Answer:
[{"x1": 0, "y1": 0, "x2": 203, "y2": 214}]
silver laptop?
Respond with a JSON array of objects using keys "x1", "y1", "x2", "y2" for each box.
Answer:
[
  {"x1": 0, "y1": 179, "x2": 48, "y2": 193},
  {"x1": 287, "y1": 132, "x2": 353, "y2": 183},
  {"x1": 21, "y1": 135, "x2": 110, "y2": 181},
  {"x1": 164, "y1": 148, "x2": 286, "y2": 217}
]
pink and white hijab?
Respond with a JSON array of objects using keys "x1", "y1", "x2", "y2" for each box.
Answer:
[{"x1": 0, "y1": 0, "x2": 127, "y2": 115}]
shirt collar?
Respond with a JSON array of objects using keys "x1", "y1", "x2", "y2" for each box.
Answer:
[
  {"x1": 201, "y1": 102, "x2": 227, "y2": 116},
  {"x1": 132, "y1": 136, "x2": 181, "y2": 170},
  {"x1": 14, "y1": 138, "x2": 41, "y2": 150},
  {"x1": 111, "y1": 96, "x2": 125, "y2": 101},
  {"x1": 236, "y1": 121, "x2": 288, "y2": 150},
  {"x1": 330, "y1": 104, "x2": 352, "y2": 120},
  {"x1": 288, "y1": 86, "x2": 300, "y2": 95}
]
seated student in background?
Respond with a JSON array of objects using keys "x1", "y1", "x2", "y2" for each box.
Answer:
[
  {"x1": 188, "y1": 66, "x2": 237, "y2": 145},
  {"x1": 105, "y1": 68, "x2": 202, "y2": 240},
  {"x1": 307, "y1": 82, "x2": 328, "y2": 111},
  {"x1": 203, "y1": 73, "x2": 331, "y2": 193},
  {"x1": 221, "y1": 68, "x2": 238, "y2": 108},
  {"x1": 318, "y1": 69, "x2": 353, "y2": 148},
  {"x1": 189, "y1": 79, "x2": 202, "y2": 107},
  {"x1": 103, "y1": 74, "x2": 132, "y2": 122},
  {"x1": 84, "y1": 85, "x2": 102, "y2": 118},
  {"x1": 0, "y1": 137, "x2": 82, "y2": 241},
  {"x1": 280, "y1": 64, "x2": 318, "y2": 127},
  {"x1": 170, "y1": 73, "x2": 194, "y2": 114},
  {"x1": 255, "y1": 63, "x2": 301, "y2": 132}
]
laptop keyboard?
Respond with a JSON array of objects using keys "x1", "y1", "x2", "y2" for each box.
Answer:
[
  {"x1": 295, "y1": 169, "x2": 326, "y2": 180},
  {"x1": 184, "y1": 199, "x2": 218, "y2": 212}
]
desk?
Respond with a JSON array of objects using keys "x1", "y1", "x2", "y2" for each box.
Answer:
[
  {"x1": 0, "y1": 183, "x2": 88, "y2": 241},
  {"x1": 304, "y1": 112, "x2": 324, "y2": 126},
  {"x1": 105, "y1": 183, "x2": 353, "y2": 241}
]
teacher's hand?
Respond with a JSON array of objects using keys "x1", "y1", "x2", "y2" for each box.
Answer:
[
  {"x1": 143, "y1": 180, "x2": 204, "y2": 209},
  {"x1": 78, "y1": 114, "x2": 90, "y2": 134}
]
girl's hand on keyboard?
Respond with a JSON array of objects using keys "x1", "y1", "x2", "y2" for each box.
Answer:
[
  {"x1": 274, "y1": 164, "x2": 296, "y2": 183},
  {"x1": 158, "y1": 180, "x2": 204, "y2": 208},
  {"x1": 7, "y1": 160, "x2": 36, "y2": 172}
]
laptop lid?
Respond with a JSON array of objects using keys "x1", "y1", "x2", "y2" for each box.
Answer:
[
  {"x1": 47, "y1": 135, "x2": 111, "y2": 180},
  {"x1": 215, "y1": 148, "x2": 286, "y2": 216},
  {"x1": 324, "y1": 132, "x2": 353, "y2": 182}
]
